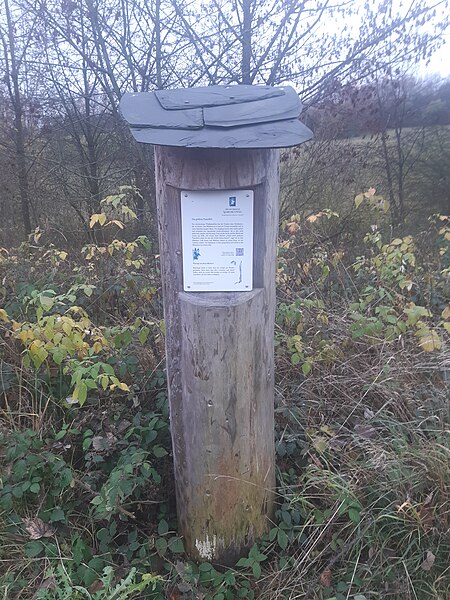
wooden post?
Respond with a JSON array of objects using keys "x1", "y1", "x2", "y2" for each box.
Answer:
[{"x1": 155, "y1": 146, "x2": 279, "y2": 564}]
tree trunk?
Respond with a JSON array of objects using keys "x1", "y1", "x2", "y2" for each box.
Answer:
[
  {"x1": 154, "y1": 145, "x2": 278, "y2": 564},
  {"x1": 4, "y1": 0, "x2": 32, "y2": 235}
]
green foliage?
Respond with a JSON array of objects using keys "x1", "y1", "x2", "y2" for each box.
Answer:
[
  {"x1": 35, "y1": 564, "x2": 161, "y2": 599},
  {"x1": 1, "y1": 196, "x2": 448, "y2": 599},
  {"x1": 0, "y1": 429, "x2": 74, "y2": 515}
]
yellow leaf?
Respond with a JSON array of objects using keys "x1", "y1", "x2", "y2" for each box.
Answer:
[
  {"x1": 11, "y1": 320, "x2": 21, "y2": 331},
  {"x1": 89, "y1": 213, "x2": 107, "y2": 228},
  {"x1": 19, "y1": 329, "x2": 34, "y2": 343},
  {"x1": 89, "y1": 214, "x2": 99, "y2": 228},
  {"x1": 106, "y1": 219, "x2": 125, "y2": 229},
  {"x1": 354, "y1": 194, "x2": 364, "y2": 209},
  {"x1": 92, "y1": 341, "x2": 103, "y2": 353},
  {"x1": 441, "y1": 305, "x2": 450, "y2": 320},
  {"x1": 30, "y1": 339, "x2": 44, "y2": 351},
  {"x1": 399, "y1": 280, "x2": 413, "y2": 291},
  {"x1": 0, "y1": 308, "x2": 9, "y2": 323},
  {"x1": 418, "y1": 331, "x2": 442, "y2": 352},
  {"x1": 313, "y1": 436, "x2": 327, "y2": 453},
  {"x1": 443, "y1": 322, "x2": 450, "y2": 333}
]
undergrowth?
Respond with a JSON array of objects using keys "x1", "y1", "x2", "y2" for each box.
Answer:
[{"x1": 0, "y1": 189, "x2": 448, "y2": 599}]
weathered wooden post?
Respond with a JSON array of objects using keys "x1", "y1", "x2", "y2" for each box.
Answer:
[{"x1": 120, "y1": 85, "x2": 312, "y2": 564}]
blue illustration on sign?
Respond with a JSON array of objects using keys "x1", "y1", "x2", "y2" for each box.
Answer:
[
  {"x1": 228, "y1": 196, "x2": 237, "y2": 207},
  {"x1": 193, "y1": 248, "x2": 200, "y2": 260}
]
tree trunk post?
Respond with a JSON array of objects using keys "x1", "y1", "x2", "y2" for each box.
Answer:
[
  {"x1": 154, "y1": 146, "x2": 279, "y2": 563},
  {"x1": 119, "y1": 84, "x2": 313, "y2": 564}
]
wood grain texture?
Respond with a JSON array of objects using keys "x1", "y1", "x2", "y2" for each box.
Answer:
[{"x1": 154, "y1": 145, "x2": 279, "y2": 564}]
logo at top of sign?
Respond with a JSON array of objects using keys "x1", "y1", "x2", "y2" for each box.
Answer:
[{"x1": 228, "y1": 196, "x2": 237, "y2": 207}]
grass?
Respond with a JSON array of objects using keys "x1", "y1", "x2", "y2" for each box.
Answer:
[{"x1": 0, "y1": 190, "x2": 449, "y2": 599}]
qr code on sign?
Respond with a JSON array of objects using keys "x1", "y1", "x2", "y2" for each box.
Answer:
[{"x1": 236, "y1": 248, "x2": 244, "y2": 256}]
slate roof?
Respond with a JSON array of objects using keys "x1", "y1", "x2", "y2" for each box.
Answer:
[{"x1": 119, "y1": 84, "x2": 313, "y2": 149}]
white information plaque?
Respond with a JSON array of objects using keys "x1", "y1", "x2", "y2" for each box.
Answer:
[{"x1": 181, "y1": 190, "x2": 254, "y2": 292}]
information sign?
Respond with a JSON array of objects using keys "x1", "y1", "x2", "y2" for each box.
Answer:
[{"x1": 181, "y1": 190, "x2": 253, "y2": 291}]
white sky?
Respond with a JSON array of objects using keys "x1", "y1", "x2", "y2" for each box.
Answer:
[
  {"x1": 417, "y1": 38, "x2": 450, "y2": 77},
  {"x1": 394, "y1": 0, "x2": 450, "y2": 78}
]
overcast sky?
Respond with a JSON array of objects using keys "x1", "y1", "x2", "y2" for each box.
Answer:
[{"x1": 396, "y1": 0, "x2": 449, "y2": 78}]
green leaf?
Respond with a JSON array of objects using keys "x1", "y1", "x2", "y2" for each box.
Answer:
[
  {"x1": 277, "y1": 528, "x2": 289, "y2": 550},
  {"x1": 153, "y1": 445, "x2": 168, "y2": 458},
  {"x1": 139, "y1": 326, "x2": 150, "y2": 345},
  {"x1": 348, "y1": 507, "x2": 361, "y2": 523},
  {"x1": 302, "y1": 361, "x2": 312, "y2": 376},
  {"x1": 40, "y1": 295, "x2": 55, "y2": 310},
  {"x1": 291, "y1": 352, "x2": 301, "y2": 366},
  {"x1": 236, "y1": 557, "x2": 249, "y2": 567},
  {"x1": 74, "y1": 381, "x2": 88, "y2": 406},
  {"x1": 168, "y1": 537, "x2": 185, "y2": 553},
  {"x1": 281, "y1": 510, "x2": 292, "y2": 527},
  {"x1": 24, "y1": 541, "x2": 44, "y2": 558},
  {"x1": 157, "y1": 519, "x2": 169, "y2": 535},
  {"x1": 49, "y1": 508, "x2": 65, "y2": 522},
  {"x1": 155, "y1": 537, "x2": 167, "y2": 556},
  {"x1": 53, "y1": 350, "x2": 67, "y2": 366},
  {"x1": 252, "y1": 562, "x2": 261, "y2": 578}
]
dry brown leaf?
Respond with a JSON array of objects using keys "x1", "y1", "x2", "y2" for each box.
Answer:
[
  {"x1": 92, "y1": 432, "x2": 117, "y2": 451},
  {"x1": 23, "y1": 517, "x2": 55, "y2": 540},
  {"x1": 354, "y1": 423, "x2": 377, "y2": 439},
  {"x1": 286, "y1": 221, "x2": 300, "y2": 235},
  {"x1": 320, "y1": 567, "x2": 332, "y2": 587},
  {"x1": 419, "y1": 505, "x2": 435, "y2": 532},
  {"x1": 88, "y1": 580, "x2": 104, "y2": 594},
  {"x1": 364, "y1": 408, "x2": 375, "y2": 420},
  {"x1": 421, "y1": 550, "x2": 435, "y2": 571}
]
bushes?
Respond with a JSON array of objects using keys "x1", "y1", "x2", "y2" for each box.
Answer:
[{"x1": 0, "y1": 193, "x2": 449, "y2": 598}]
